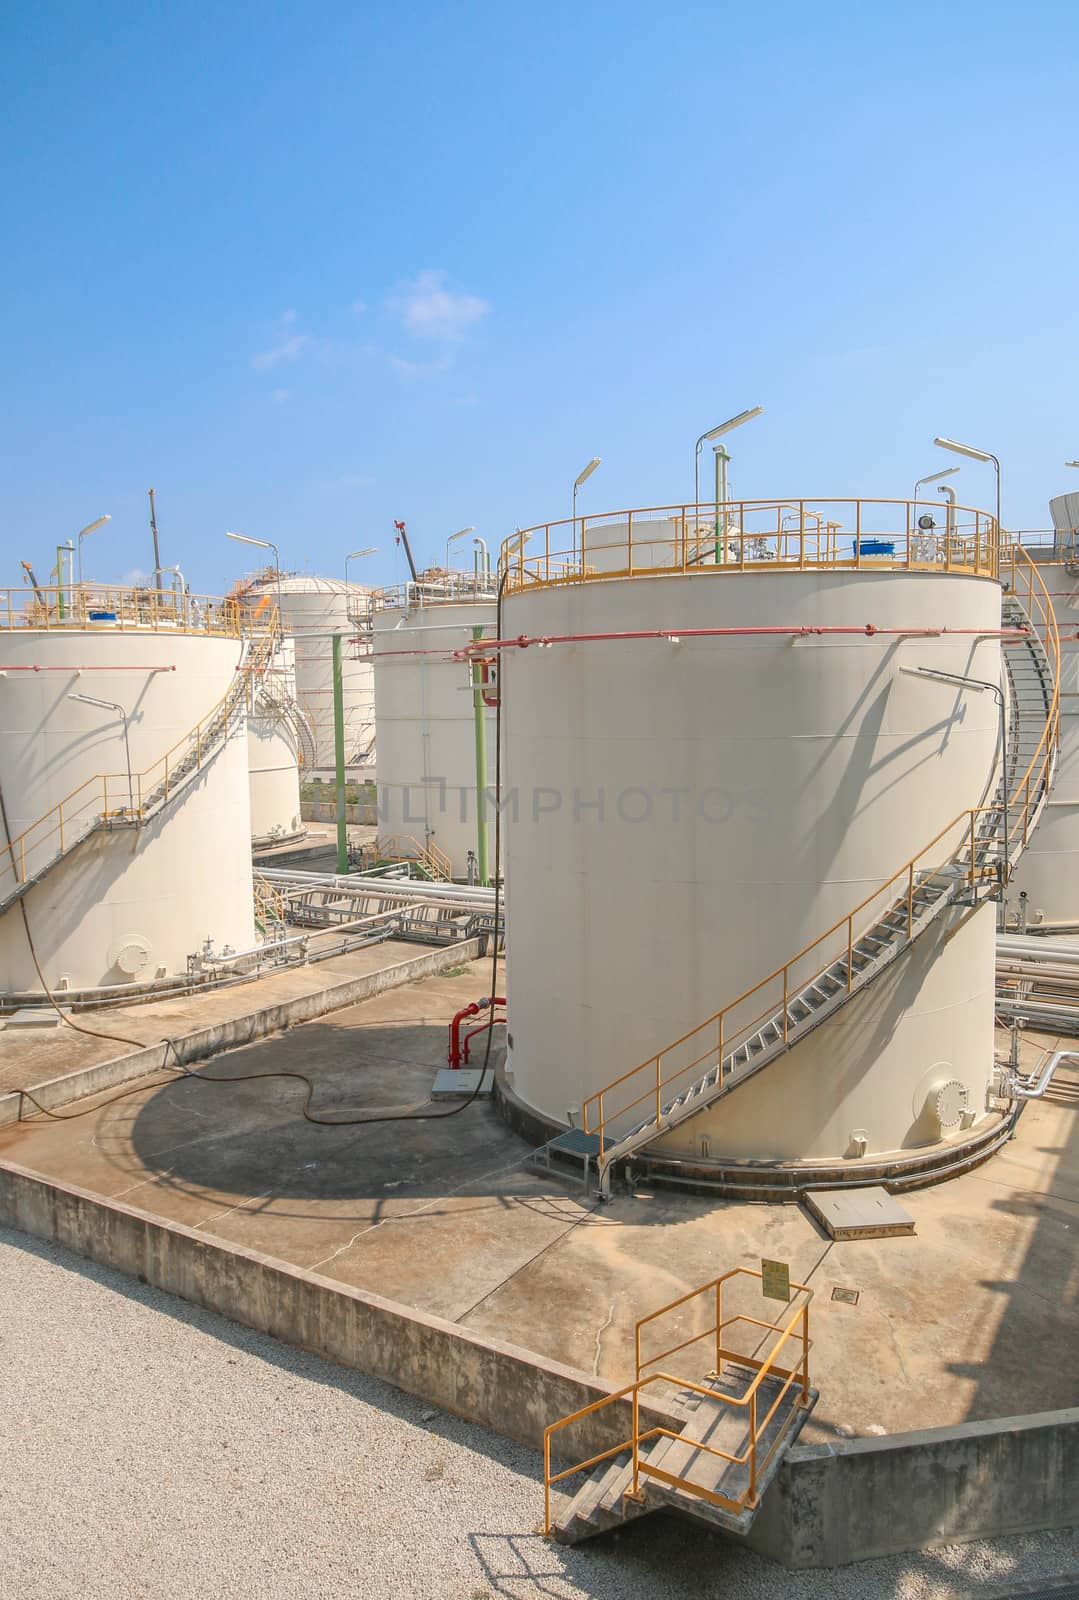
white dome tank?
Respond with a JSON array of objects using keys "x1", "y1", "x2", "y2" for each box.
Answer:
[
  {"x1": 250, "y1": 575, "x2": 374, "y2": 775},
  {"x1": 372, "y1": 587, "x2": 497, "y2": 878},
  {"x1": 1005, "y1": 491, "x2": 1079, "y2": 927},
  {"x1": 248, "y1": 637, "x2": 305, "y2": 845},
  {"x1": 499, "y1": 499, "x2": 1015, "y2": 1177},
  {"x1": 0, "y1": 588, "x2": 257, "y2": 994}
]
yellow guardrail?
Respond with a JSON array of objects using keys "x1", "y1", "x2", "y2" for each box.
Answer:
[
  {"x1": 1, "y1": 583, "x2": 250, "y2": 636},
  {"x1": 0, "y1": 617, "x2": 279, "y2": 900},
  {"x1": 360, "y1": 834, "x2": 453, "y2": 881},
  {"x1": 580, "y1": 543, "x2": 1059, "y2": 1165},
  {"x1": 543, "y1": 1267, "x2": 812, "y2": 1532},
  {"x1": 501, "y1": 497, "x2": 1001, "y2": 592}
]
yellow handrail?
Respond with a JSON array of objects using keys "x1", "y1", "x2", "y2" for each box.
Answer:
[
  {"x1": 543, "y1": 1267, "x2": 812, "y2": 1532},
  {"x1": 0, "y1": 616, "x2": 279, "y2": 897},
  {"x1": 502, "y1": 496, "x2": 1001, "y2": 593},
  {"x1": 0, "y1": 583, "x2": 249, "y2": 636},
  {"x1": 581, "y1": 544, "x2": 1059, "y2": 1164}
]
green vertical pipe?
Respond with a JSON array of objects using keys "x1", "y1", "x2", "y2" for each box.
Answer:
[
  {"x1": 332, "y1": 631, "x2": 348, "y2": 874},
  {"x1": 471, "y1": 624, "x2": 489, "y2": 886}
]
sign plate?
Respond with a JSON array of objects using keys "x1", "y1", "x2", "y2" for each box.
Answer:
[{"x1": 761, "y1": 1258, "x2": 791, "y2": 1303}]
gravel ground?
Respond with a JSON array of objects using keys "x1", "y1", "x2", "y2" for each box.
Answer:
[{"x1": 0, "y1": 1224, "x2": 1074, "y2": 1600}]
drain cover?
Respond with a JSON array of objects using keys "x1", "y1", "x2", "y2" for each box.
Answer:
[{"x1": 831, "y1": 1286, "x2": 860, "y2": 1306}]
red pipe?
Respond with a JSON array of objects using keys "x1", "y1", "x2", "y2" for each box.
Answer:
[
  {"x1": 462, "y1": 1009, "x2": 506, "y2": 1066},
  {"x1": 0, "y1": 664, "x2": 176, "y2": 673},
  {"x1": 448, "y1": 996, "x2": 506, "y2": 1068},
  {"x1": 454, "y1": 624, "x2": 1030, "y2": 659}
]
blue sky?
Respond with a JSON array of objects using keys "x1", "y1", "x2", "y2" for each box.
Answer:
[{"x1": 2, "y1": 0, "x2": 1077, "y2": 594}]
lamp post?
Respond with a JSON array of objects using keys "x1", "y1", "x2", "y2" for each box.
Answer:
[
  {"x1": 344, "y1": 547, "x2": 377, "y2": 585},
  {"x1": 934, "y1": 437, "x2": 1001, "y2": 548},
  {"x1": 912, "y1": 466, "x2": 959, "y2": 510},
  {"x1": 572, "y1": 458, "x2": 601, "y2": 535},
  {"x1": 76, "y1": 515, "x2": 111, "y2": 588},
  {"x1": 1066, "y1": 461, "x2": 1079, "y2": 469},
  {"x1": 694, "y1": 407, "x2": 763, "y2": 513},
  {"x1": 226, "y1": 530, "x2": 281, "y2": 629},
  {"x1": 444, "y1": 526, "x2": 474, "y2": 571},
  {"x1": 900, "y1": 665, "x2": 1009, "y2": 900},
  {"x1": 68, "y1": 693, "x2": 134, "y2": 813}
]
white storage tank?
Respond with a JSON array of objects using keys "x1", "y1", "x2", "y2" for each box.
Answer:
[
  {"x1": 499, "y1": 499, "x2": 1014, "y2": 1179},
  {"x1": 249, "y1": 575, "x2": 374, "y2": 775},
  {"x1": 1006, "y1": 491, "x2": 1079, "y2": 927},
  {"x1": 0, "y1": 587, "x2": 257, "y2": 995},
  {"x1": 248, "y1": 637, "x2": 305, "y2": 846},
  {"x1": 372, "y1": 584, "x2": 497, "y2": 878}
]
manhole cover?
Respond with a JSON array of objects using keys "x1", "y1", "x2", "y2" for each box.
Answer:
[{"x1": 831, "y1": 1286, "x2": 860, "y2": 1306}]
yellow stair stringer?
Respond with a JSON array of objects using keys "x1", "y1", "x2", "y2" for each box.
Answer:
[{"x1": 582, "y1": 546, "x2": 1059, "y2": 1196}]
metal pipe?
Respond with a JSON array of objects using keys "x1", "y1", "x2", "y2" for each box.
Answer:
[
  {"x1": 937, "y1": 483, "x2": 958, "y2": 544},
  {"x1": 1007, "y1": 1049, "x2": 1078, "y2": 1100},
  {"x1": 332, "y1": 632, "x2": 348, "y2": 874},
  {"x1": 458, "y1": 624, "x2": 1027, "y2": 656},
  {"x1": 471, "y1": 623, "x2": 489, "y2": 885}
]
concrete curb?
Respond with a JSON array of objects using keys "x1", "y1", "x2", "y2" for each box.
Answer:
[
  {"x1": 0, "y1": 938, "x2": 481, "y2": 1127},
  {"x1": 747, "y1": 1413, "x2": 1079, "y2": 1569},
  {"x1": 0, "y1": 1159, "x2": 677, "y2": 1461}
]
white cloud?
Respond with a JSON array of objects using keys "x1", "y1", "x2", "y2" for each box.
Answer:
[
  {"x1": 272, "y1": 387, "x2": 289, "y2": 404},
  {"x1": 351, "y1": 298, "x2": 368, "y2": 315},
  {"x1": 389, "y1": 352, "x2": 451, "y2": 377},
  {"x1": 252, "y1": 334, "x2": 310, "y2": 371},
  {"x1": 120, "y1": 567, "x2": 151, "y2": 586},
  {"x1": 389, "y1": 270, "x2": 490, "y2": 341}
]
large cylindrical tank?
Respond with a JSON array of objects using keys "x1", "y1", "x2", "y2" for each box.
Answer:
[
  {"x1": 0, "y1": 625, "x2": 255, "y2": 994},
  {"x1": 372, "y1": 597, "x2": 497, "y2": 876},
  {"x1": 250, "y1": 576, "x2": 374, "y2": 775},
  {"x1": 248, "y1": 638, "x2": 304, "y2": 845},
  {"x1": 1007, "y1": 491, "x2": 1079, "y2": 926},
  {"x1": 501, "y1": 558, "x2": 1002, "y2": 1167}
]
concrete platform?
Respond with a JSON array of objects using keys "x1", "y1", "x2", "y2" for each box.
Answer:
[
  {"x1": 0, "y1": 991, "x2": 1075, "y2": 1448},
  {"x1": 803, "y1": 1186, "x2": 916, "y2": 1240}
]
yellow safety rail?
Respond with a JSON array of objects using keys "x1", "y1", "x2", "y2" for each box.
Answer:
[
  {"x1": 500, "y1": 497, "x2": 1000, "y2": 592},
  {"x1": 359, "y1": 834, "x2": 453, "y2": 881},
  {"x1": 0, "y1": 617, "x2": 279, "y2": 900},
  {"x1": 580, "y1": 543, "x2": 1059, "y2": 1164},
  {"x1": 543, "y1": 1267, "x2": 812, "y2": 1533},
  {"x1": 1, "y1": 583, "x2": 249, "y2": 636},
  {"x1": 253, "y1": 870, "x2": 291, "y2": 931}
]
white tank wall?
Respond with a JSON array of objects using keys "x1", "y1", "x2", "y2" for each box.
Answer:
[
  {"x1": 248, "y1": 639, "x2": 302, "y2": 843},
  {"x1": 253, "y1": 578, "x2": 374, "y2": 774},
  {"x1": 373, "y1": 601, "x2": 496, "y2": 874},
  {"x1": 1008, "y1": 496, "x2": 1079, "y2": 924},
  {"x1": 502, "y1": 569, "x2": 1002, "y2": 1162},
  {"x1": 0, "y1": 630, "x2": 254, "y2": 993}
]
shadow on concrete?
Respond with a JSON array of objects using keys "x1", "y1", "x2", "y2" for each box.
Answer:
[
  {"x1": 945, "y1": 1062, "x2": 1079, "y2": 1422},
  {"x1": 109, "y1": 1019, "x2": 539, "y2": 1208}
]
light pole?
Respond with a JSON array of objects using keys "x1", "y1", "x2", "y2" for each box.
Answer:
[
  {"x1": 76, "y1": 515, "x2": 111, "y2": 587},
  {"x1": 572, "y1": 458, "x2": 601, "y2": 532},
  {"x1": 226, "y1": 530, "x2": 281, "y2": 616},
  {"x1": 694, "y1": 407, "x2": 763, "y2": 513},
  {"x1": 69, "y1": 693, "x2": 134, "y2": 813},
  {"x1": 933, "y1": 437, "x2": 1001, "y2": 546},
  {"x1": 444, "y1": 526, "x2": 474, "y2": 570},
  {"x1": 344, "y1": 547, "x2": 377, "y2": 585},
  {"x1": 1066, "y1": 461, "x2": 1079, "y2": 469},
  {"x1": 912, "y1": 466, "x2": 959, "y2": 509},
  {"x1": 900, "y1": 665, "x2": 1009, "y2": 897}
]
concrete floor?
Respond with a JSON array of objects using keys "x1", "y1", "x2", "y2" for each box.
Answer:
[
  {"x1": 0, "y1": 934, "x2": 433, "y2": 1097},
  {"x1": 0, "y1": 965, "x2": 1076, "y2": 1445}
]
